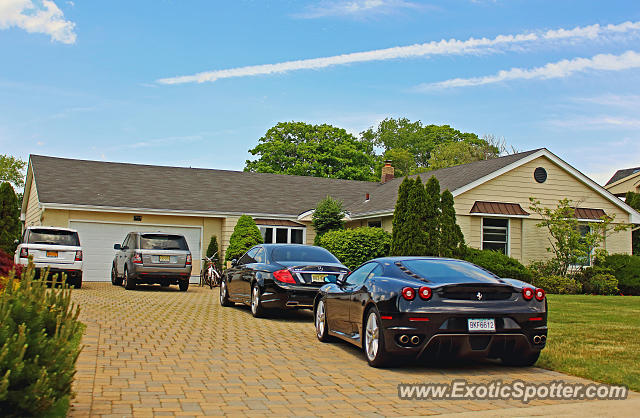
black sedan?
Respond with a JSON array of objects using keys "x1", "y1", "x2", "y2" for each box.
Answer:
[
  {"x1": 314, "y1": 256, "x2": 547, "y2": 367},
  {"x1": 220, "y1": 244, "x2": 349, "y2": 317}
]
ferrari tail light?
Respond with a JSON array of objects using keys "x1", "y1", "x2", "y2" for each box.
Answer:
[
  {"x1": 19, "y1": 247, "x2": 28, "y2": 258},
  {"x1": 186, "y1": 254, "x2": 192, "y2": 265},
  {"x1": 75, "y1": 250, "x2": 83, "y2": 261},
  {"x1": 273, "y1": 269, "x2": 296, "y2": 284},
  {"x1": 401, "y1": 287, "x2": 416, "y2": 301},
  {"x1": 418, "y1": 286, "x2": 432, "y2": 300},
  {"x1": 132, "y1": 252, "x2": 143, "y2": 264},
  {"x1": 522, "y1": 287, "x2": 534, "y2": 301},
  {"x1": 534, "y1": 288, "x2": 545, "y2": 301}
]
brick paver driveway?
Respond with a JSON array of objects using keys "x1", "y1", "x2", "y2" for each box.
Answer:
[{"x1": 69, "y1": 283, "x2": 638, "y2": 417}]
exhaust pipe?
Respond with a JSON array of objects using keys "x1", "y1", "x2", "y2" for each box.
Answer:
[
  {"x1": 410, "y1": 335, "x2": 420, "y2": 345},
  {"x1": 399, "y1": 335, "x2": 409, "y2": 344},
  {"x1": 533, "y1": 335, "x2": 541, "y2": 344},
  {"x1": 540, "y1": 335, "x2": 547, "y2": 343}
]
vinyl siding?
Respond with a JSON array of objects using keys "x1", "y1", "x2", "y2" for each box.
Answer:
[
  {"x1": 606, "y1": 174, "x2": 640, "y2": 196},
  {"x1": 221, "y1": 216, "x2": 239, "y2": 265},
  {"x1": 454, "y1": 155, "x2": 632, "y2": 263},
  {"x1": 25, "y1": 174, "x2": 42, "y2": 227}
]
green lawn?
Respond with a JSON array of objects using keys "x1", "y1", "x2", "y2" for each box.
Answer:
[{"x1": 537, "y1": 295, "x2": 640, "y2": 391}]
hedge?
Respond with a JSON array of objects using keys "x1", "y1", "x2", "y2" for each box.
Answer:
[
  {"x1": 596, "y1": 254, "x2": 640, "y2": 295},
  {"x1": 317, "y1": 227, "x2": 391, "y2": 270},
  {"x1": 460, "y1": 248, "x2": 532, "y2": 281},
  {"x1": 0, "y1": 264, "x2": 83, "y2": 416},
  {"x1": 531, "y1": 275, "x2": 582, "y2": 294}
]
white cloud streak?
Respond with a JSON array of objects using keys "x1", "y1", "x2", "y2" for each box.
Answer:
[
  {"x1": 157, "y1": 20, "x2": 640, "y2": 85},
  {"x1": 0, "y1": 0, "x2": 76, "y2": 44},
  {"x1": 419, "y1": 50, "x2": 640, "y2": 89},
  {"x1": 294, "y1": 0, "x2": 423, "y2": 19}
]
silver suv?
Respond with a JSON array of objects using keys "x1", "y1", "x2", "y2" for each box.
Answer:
[
  {"x1": 111, "y1": 232, "x2": 192, "y2": 291},
  {"x1": 14, "y1": 226, "x2": 83, "y2": 288}
]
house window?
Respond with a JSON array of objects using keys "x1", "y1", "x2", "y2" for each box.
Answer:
[
  {"x1": 575, "y1": 224, "x2": 592, "y2": 266},
  {"x1": 482, "y1": 218, "x2": 509, "y2": 254},
  {"x1": 258, "y1": 226, "x2": 305, "y2": 244},
  {"x1": 368, "y1": 220, "x2": 382, "y2": 228}
]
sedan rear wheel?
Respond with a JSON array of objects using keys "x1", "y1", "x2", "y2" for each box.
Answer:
[
  {"x1": 251, "y1": 283, "x2": 265, "y2": 318},
  {"x1": 364, "y1": 307, "x2": 389, "y2": 367},
  {"x1": 219, "y1": 279, "x2": 233, "y2": 307},
  {"x1": 315, "y1": 299, "x2": 330, "y2": 342}
]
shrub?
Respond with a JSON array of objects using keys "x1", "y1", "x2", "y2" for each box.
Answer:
[
  {"x1": 531, "y1": 275, "x2": 582, "y2": 294},
  {"x1": 317, "y1": 227, "x2": 391, "y2": 270},
  {"x1": 0, "y1": 264, "x2": 83, "y2": 416},
  {"x1": 312, "y1": 196, "x2": 345, "y2": 245},
  {"x1": 460, "y1": 248, "x2": 532, "y2": 281},
  {"x1": 225, "y1": 215, "x2": 263, "y2": 262},
  {"x1": 596, "y1": 254, "x2": 640, "y2": 295},
  {"x1": 0, "y1": 250, "x2": 22, "y2": 292},
  {"x1": 528, "y1": 259, "x2": 562, "y2": 279},
  {"x1": 205, "y1": 235, "x2": 221, "y2": 268},
  {"x1": 0, "y1": 182, "x2": 21, "y2": 255}
]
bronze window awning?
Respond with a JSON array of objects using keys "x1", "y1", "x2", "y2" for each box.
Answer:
[
  {"x1": 573, "y1": 207, "x2": 607, "y2": 220},
  {"x1": 470, "y1": 201, "x2": 530, "y2": 216},
  {"x1": 253, "y1": 218, "x2": 305, "y2": 227}
]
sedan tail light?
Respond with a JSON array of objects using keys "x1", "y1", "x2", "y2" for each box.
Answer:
[
  {"x1": 19, "y1": 248, "x2": 28, "y2": 258},
  {"x1": 522, "y1": 287, "x2": 534, "y2": 301},
  {"x1": 132, "y1": 252, "x2": 143, "y2": 264},
  {"x1": 186, "y1": 254, "x2": 192, "y2": 265},
  {"x1": 534, "y1": 288, "x2": 545, "y2": 301},
  {"x1": 401, "y1": 287, "x2": 416, "y2": 301},
  {"x1": 273, "y1": 269, "x2": 296, "y2": 284},
  {"x1": 418, "y1": 286, "x2": 432, "y2": 300},
  {"x1": 75, "y1": 250, "x2": 83, "y2": 261}
]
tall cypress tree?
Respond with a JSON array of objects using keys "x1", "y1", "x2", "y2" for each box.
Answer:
[
  {"x1": 424, "y1": 176, "x2": 441, "y2": 256},
  {"x1": 0, "y1": 182, "x2": 20, "y2": 254},
  {"x1": 407, "y1": 176, "x2": 429, "y2": 255},
  {"x1": 391, "y1": 177, "x2": 413, "y2": 256},
  {"x1": 439, "y1": 189, "x2": 465, "y2": 257}
]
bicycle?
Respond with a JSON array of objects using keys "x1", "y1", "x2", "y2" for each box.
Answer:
[{"x1": 200, "y1": 253, "x2": 222, "y2": 289}]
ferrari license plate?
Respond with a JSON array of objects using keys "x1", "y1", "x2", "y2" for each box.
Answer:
[
  {"x1": 311, "y1": 274, "x2": 327, "y2": 283},
  {"x1": 468, "y1": 318, "x2": 495, "y2": 332},
  {"x1": 46, "y1": 251, "x2": 58, "y2": 257},
  {"x1": 158, "y1": 255, "x2": 170, "y2": 263}
]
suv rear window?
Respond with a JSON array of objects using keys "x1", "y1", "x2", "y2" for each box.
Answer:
[
  {"x1": 271, "y1": 246, "x2": 339, "y2": 263},
  {"x1": 140, "y1": 234, "x2": 188, "y2": 250},
  {"x1": 27, "y1": 229, "x2": 80, "y2": 246}
]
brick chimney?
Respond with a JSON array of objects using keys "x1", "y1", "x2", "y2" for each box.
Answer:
[{"x1": 381, "y1": 160, "x2": 394, "y2": 183}]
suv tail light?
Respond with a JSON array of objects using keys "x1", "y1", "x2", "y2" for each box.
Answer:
[
  {"x1": 132, "y1": 252, "x2": 143, "y2": 264},
  {"x1": 418, "y1": 286, "x2": 432, "y2": 300},
  {"x1": 19, "y1": 248, "x2": 28, "y2": 258},
  {"x1": 522, "y1": 287, "x2": 534, "y2": 301},
  {"x1": 273, "y1": 269, "x2": 296, "y2": 284},
  {"x1": 186, "y1": 254, "x2": 192, "y2": 265},
  {"x1": 534, "y1": 288, "x2": 545, "y2": 301},
  {"x1": 401, "y1": 287, "x2": 416, "y2": 301},
  {"x1": 75, "y1": 250, "x2": 83, "y2": 261}
]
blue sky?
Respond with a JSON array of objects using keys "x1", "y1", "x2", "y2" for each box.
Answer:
[{"x1": 1, "y1": 0, "x2": 639, "y2": 186}]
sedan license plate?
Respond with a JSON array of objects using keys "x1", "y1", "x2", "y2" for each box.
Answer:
[
  {"x1": 311, "y1": 274, "x2": 327, "y2": 283},
  {"x1": 46, "y1": 251, "x2": 58, "y2": 257},
  {"x1": 158, "y1": 255, "x2": 171, "y2": 263},
  {"x1": 468, "y1": 318, "x2": 495, "y2": 332}
]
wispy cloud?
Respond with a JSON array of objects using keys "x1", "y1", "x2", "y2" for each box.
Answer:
[
  {"x1": 549, "y1": 115, "x2": 640, "y2": 129},
  {"x1": 573, "y1": 94, "x2": 640, "y2": 108},
  {"x1": 0, "y1": 0, "x2": 76, "y2": 44},
  {"x1": 157, "y1": 20, "x2": 640, "y2": 85},
  {"x1": 418, "y1": 50, "x2": 640, "y2": 90},
  {"x1": 294, "y1": 0, "x2": 423, "y2": 19}
]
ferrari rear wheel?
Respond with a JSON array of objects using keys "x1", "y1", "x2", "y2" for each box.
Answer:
[{"x1": 364, "y1": 306, "x2": 389, "y2": 367}]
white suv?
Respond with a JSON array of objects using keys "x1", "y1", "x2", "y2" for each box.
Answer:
[{"x1": 14, "y1": 226, "x2": 83, "y2": 288}]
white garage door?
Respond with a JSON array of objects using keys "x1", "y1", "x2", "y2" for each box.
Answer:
[{"x1": 69, "y1": 221, "x2": 201, "y2": 282}]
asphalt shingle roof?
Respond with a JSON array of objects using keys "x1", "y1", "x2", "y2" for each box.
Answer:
[
  {"x1": 30, "y1": 149, "x2": 543, "y2": 218},
  {"x1": 605, "y1": 167, "x2": 640, "y2": 186}
]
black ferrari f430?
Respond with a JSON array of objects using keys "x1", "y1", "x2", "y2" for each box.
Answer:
[{"x1": 314, "y1": 257, "x2": 547, "y2": 367}]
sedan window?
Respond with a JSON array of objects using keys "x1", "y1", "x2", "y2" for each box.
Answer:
[
  {"x1": 271, "y1": 246, "x2": 339, "y2": 263},
  {"x1": 238, "y1": 247, "x2": 260, "y2": 265}
]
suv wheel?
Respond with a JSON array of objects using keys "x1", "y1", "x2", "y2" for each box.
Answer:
[
  {"x1": 73, "y1": 274, "x2": 82, "y2": 289},
  {"x1": 179, "y1": 280, "x2": 189, "y2": 292},
  {"x1": 111, "y1": 265, "x2": 123, "y2": 286},
  {"x1": 123, "y1": 268, "x2": 136, "y2": 290}
]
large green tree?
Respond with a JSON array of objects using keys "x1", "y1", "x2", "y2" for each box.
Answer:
[
  {"x1": 390, "y1": 177, "x2": 414, "y2": 256},
  {"x1": 407, "y1": 176, "x2": 429, "y2": 255},
  {"x1": 439, "y1": 190, "x2": 465, "y2": 257},
  {"x1": 424, "y1": 176, "x2": 441, "y2": 255},
  {"x1": 0, "y1": 155, "x2": 26, "y2": 189},
  {"x1": 245, "y1": 122, "x2": 377, "y2": 181},
  {"x1": 312, "y1": 196, "x2": 345, "y2": 245},
  {"x1": 0, "y1": 182, "x2": 21, "y2": 254},
  {"x1": 361, "y1": 118, "x2": 484, "y2": 171},
  {"x1": 427, "y1": 140, "x2": 500, "y2": 170}
]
